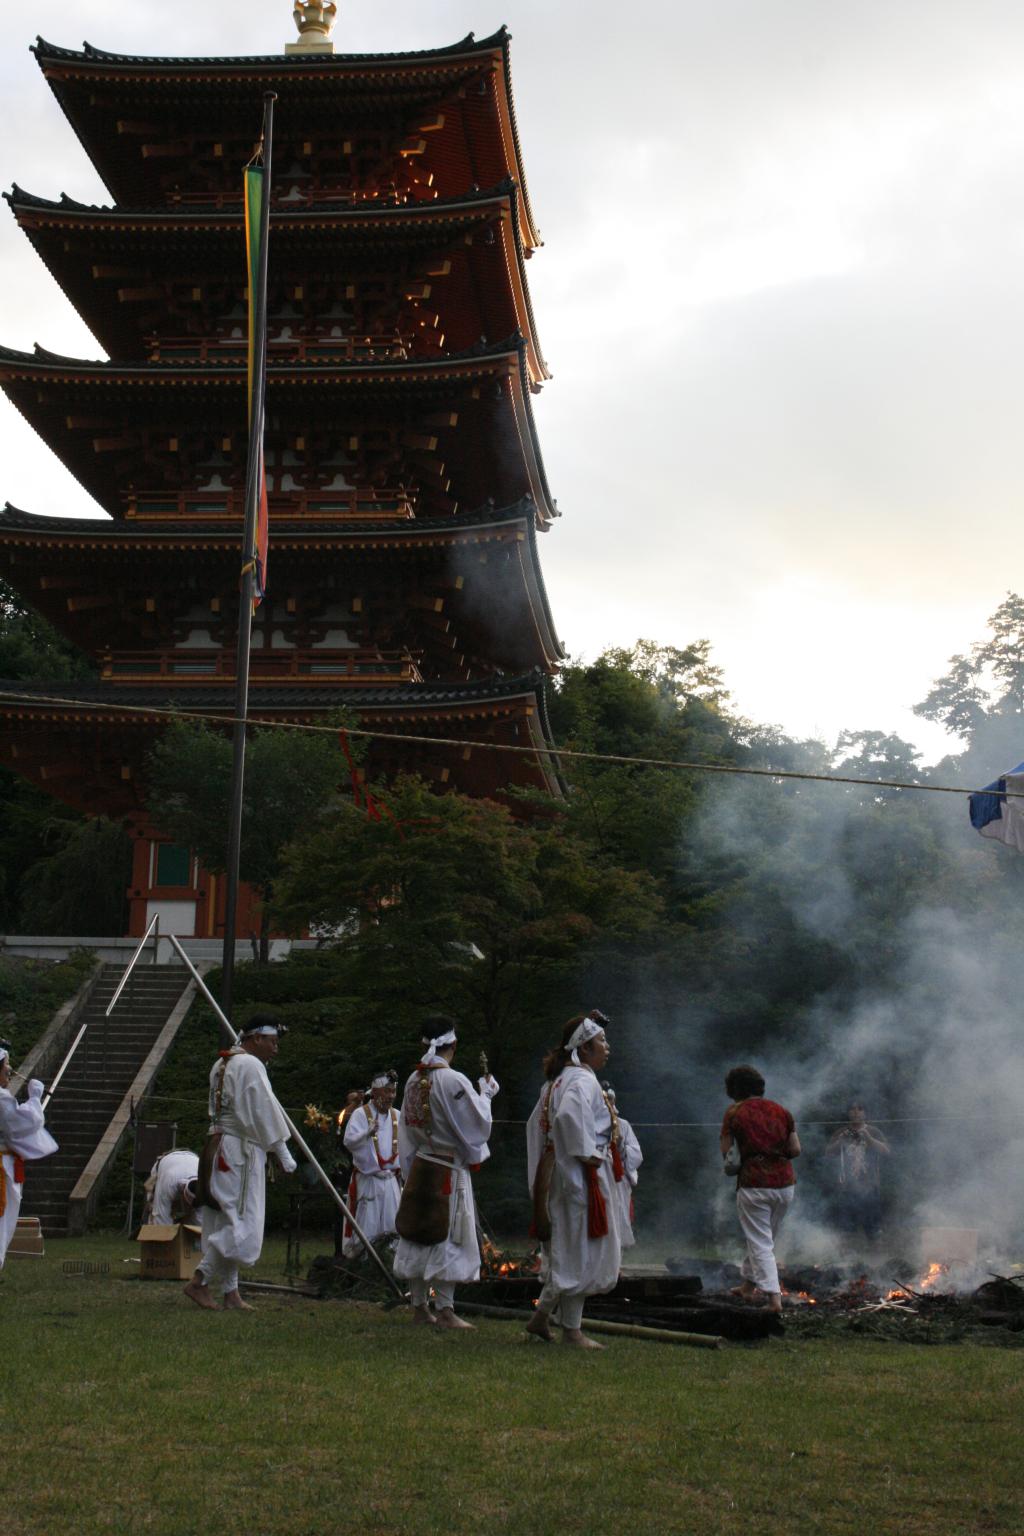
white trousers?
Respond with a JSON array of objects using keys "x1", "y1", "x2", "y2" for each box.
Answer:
[
  {"x1": 197, "y1": 1246, "x2": 239, "y2": 1297},
  {"x1": 538, "y1": 1279, "x2": 585, "y2": 1330},
  {"x1": 410, "y1": 1276, "x2": 455, "y2": 1311},
  {"x1": 737, "y1": 1185, "x2": 795, "y2": 1294}
]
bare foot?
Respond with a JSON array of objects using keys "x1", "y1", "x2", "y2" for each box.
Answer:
[
  {"x1": 562, "y1": 1328, "x2": 605, "y2": 1350},
  {"x1": 766, "y1": 1293, "x2": 783, "y2": 1314},
  {"x1": 729, "y1": 1283, "x2": 758, "y2": 1302},
  {"x1": 435, "y1": 1308, "x2": 475, "y2": 1330},
  {"x1": 223, "y1": 1289, "x2": 254, "y2": 1311},
  {"x1": 183, "y1": 1276, "x2": 219, "y2": 1311},
  {"x1": 411, "y1": 1305, "x2": 437, "y2": 1326},
  {"x1": 525, "y1": 1311, "x2": 556, "y2": 1342}
]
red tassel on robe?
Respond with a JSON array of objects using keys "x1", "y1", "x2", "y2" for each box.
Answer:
[
  {"x1": 586, "y1": 1164, "x2": 609, "y2": 1239},
  {"x1": 344, "y1": 1170, "x2": 357, "y2": 1238},
  {"x1": 611, "y1": 1141, "x2": 625, "y2": 1183}
]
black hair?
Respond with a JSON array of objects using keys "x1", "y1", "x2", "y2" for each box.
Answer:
[
  {"x1": 542, "y1": 1010, "x2": 610, "y2": 1080},
  {"x1": 725, "y1": 1064, "x2": 765, "y2": 1100},
  {"x1": 240, "y1": 1012, "x2": 287, "y2": 1037}
]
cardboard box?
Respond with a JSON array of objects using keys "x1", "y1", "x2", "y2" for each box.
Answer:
[
  {"x1": 7, "y1": 1216, "x2": 44, "y2": 1258},
  {"x1": 137, "y1": 1223, "x2": 202, "y2": 1281}
]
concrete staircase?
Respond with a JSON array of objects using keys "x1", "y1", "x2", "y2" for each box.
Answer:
[{"x1": 20, "y1": 964, "x2": 194, "y2": 1235}]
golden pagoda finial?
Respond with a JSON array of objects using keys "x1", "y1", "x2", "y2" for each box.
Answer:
[{"x1": 286, "y1": 1, "x2": 337, "y2": 54}]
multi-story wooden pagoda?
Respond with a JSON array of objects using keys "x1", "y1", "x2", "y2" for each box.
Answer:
[{"x1": 0, "y1": 12, "x2": 564, "y2": 939}]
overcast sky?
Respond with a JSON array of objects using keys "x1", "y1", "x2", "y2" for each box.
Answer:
[{"x1": 3, "y1": 1, "x2": 1024, "y2": 761}]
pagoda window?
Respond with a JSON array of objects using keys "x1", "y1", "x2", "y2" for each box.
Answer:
[
  {"x1": 155, "y1": 843, "x2": 192, "y2": 888},
  {"x1": 176, "y1": 629, "x2": 216, "y2": 649},
  {"x1": 270, "y1": 630, "x2": 294, "y2": 651}
]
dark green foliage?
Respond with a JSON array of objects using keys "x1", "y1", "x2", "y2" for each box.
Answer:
[
  {"x1": 0, "y1": 577, "x2": 93, "y2": 685},
  {"x1": 274, "y1": 773, "x2": 663, "y2": 1081},
  {"x1": 16, "y1": 817, "x2": 132, "y2": 935},
  {"x1": 0, "y1": 949, "x2": 96, "y2": 1040},
  {"x1": 0, "y1": 580, "x2": 105, "y2": 929},
  {"x1": 145, "y1": 714, "x2": 353, "y2": 956}
]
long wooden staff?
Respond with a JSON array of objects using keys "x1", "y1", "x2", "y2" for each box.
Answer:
[{"x1": 167, "y1": 935, "x2": 403, "y2": 1298}]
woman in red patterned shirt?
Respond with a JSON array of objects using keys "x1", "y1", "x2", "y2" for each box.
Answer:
[{"x1": 720, "y1": 1064, "x2": 801, "y2": 1313}]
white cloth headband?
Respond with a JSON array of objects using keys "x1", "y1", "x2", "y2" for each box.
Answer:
[
  {"x1": 242, "y1": 1025, "x2": 280, "y2": 1038},
  {"x1": 420, "y1": 1029, "x2": 457, "y2": 1065},
  {"x1": 370, "y1": 1074, "x2": 393, "y2": 1089},
  {"x1": 567, "y1": 1016, "x2": 605, "y2": 1066}
]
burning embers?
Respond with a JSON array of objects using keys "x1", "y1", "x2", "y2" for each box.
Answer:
[
  {"x1": 479, "y1": 1237, "x2": 541, "y2": 1279},
  {"x1": 777, "y1": 1262, "x2": 957, "y2": 1310}
]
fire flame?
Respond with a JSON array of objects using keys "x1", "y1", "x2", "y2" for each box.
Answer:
[
  {"x1": 918, "y1": 1262, "x2": 950, "y2": 1292},
  {"x1": 479, "y1": 1237, "x2": 541, "y2": 1278},
  {"x1": 781, "y1": 1288, "x2": 817, "y2": 1306}
]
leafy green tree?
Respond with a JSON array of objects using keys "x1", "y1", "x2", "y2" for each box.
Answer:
[
  {"x1": 273, "y1": 774, "x2": 663, "y2": 1075},
  {"x1": 831, "y1": 730, "x2": 924, "y2": 801},
  {"x1": 17, "y1": 818, "x2": 132, "y2": 935},
  {"x1": 0, "y1": 579, "x2": 98, "y2": 927},
  {"x1": 549, "y1": 640, "x2": 744, "y2": 909},
  {"x1": 145, "y1": 716, "x2": 349, "y2": 960},
  {"x1": 915, "y1": 592, "x2": 1024, "y2": 744},
  {"x1": 0, "y1": 578, "x2": 93, "y2": 684}
]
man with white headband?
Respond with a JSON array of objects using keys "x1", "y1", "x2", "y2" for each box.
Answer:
[
  {"x1": 393, "y1": 1015, "x2": 499, "y2": 1328},
  {"x1": 342, "y1": 1069, "x2": 401, "y2": 1257},
  {"x1": 526, "y1": 1011, "x2": 623, "y2": 1348},
  {"x1": 184, "y1": 1013, "x2": 297, "y2": 1310},
  {"x1": 602, "y1": 1082, "x2": 643, "y2": 1249},
  {"x1": 0, "y1": 1037, "x2": 58, "y2": 1267}
]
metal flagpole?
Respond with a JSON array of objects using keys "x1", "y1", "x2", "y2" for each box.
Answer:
[
  {"x1": 221, "y1": 91, "x2": 276, "y2": 1033},
  {"x1": 167, "y1": 935, "x2": 404, "y2": 1298}
]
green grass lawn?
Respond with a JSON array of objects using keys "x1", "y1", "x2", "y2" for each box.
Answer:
[{"x1": 1, "y1": 1233, "x2": 1020, "y2": 1536}]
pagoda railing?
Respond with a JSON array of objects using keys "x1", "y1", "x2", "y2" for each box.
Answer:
[
  {"x1": 125, "y1": 488, "x2": 416, "y2": 522},
  {"x1": 164, "y1": 187, "x2": 411, "y2": 211},
  {"x1": 99, "y1": 649, "x2": 423, "y2": 685},
  {"x1": 146, "y1": 333, "x2": 426, "y2": 365}
]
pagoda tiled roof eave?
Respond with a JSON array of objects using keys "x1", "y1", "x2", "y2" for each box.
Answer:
[
  {"x1": 0, "y1": 333, "x2": 516, "y2": 378},
  {"x1": 32, "y1": 29, "x2": 511, "y2": 70},
  {"x1": 0, "y1": 497, "x2": 564, "y2": 667},
  {"x1": 6, "y1": 180, "x2": 549, "y2": 383},
  {"x1": 4, "y1": 179, "x2": 517, "y2": 225},
  {"x1": 31, "y1": 30, "x2": 539, "y2": 247},
  {"x1": 0, "y1": 497, "x2": 536, "y2": 542},
  {"x1": 0, "y1": 336, "x2": 559, "y2": 526},
  {"x1": 0, "y1": 670, "x2": 547, "y2": 713}
]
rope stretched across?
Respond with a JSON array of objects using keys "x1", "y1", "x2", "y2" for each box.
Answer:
[{"x1": 0, "y1": 686, "x2": 1011, "y2": 803}]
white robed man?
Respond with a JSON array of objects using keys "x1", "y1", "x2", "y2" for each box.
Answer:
[
  {"x1": 184, "y1": 1013, "x2": 297, "y2": 1311},
  {"x1": 393, "y1": 1016, "x2": 499, "y2": 1328},
  {"x1": 602, "y1": 1081, "x2": 643, "y2": 1250},
  {"x1": 342, "y1": 1069, "x2": 401, "y2": 1256},
  {"x1": 526, "y1": 1013, "x2": 624, "y2": 1349},
  {"x1": 0, "y1": 1037, "x2": 58, "y2": 1267},
  {"x1": 145, "y1": 1147, "x2": 200, "y2": 1225}
]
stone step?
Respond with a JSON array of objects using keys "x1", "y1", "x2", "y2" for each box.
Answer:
[{"x1": 20, "y1": 971, "x2": 193, "y2": 1232}]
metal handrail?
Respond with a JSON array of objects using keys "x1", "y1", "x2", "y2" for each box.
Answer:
[
  {"x1": 105, "y1": 913, "x2": 161, "y2": 1017},
  {"x1": 41, "y1": 1020, "x2": 90, "y2": 1111}
]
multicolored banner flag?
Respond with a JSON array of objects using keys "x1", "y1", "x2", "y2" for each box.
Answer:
[{"x1": 244, "y1": 164, "x2": 269, "y2": 605}]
